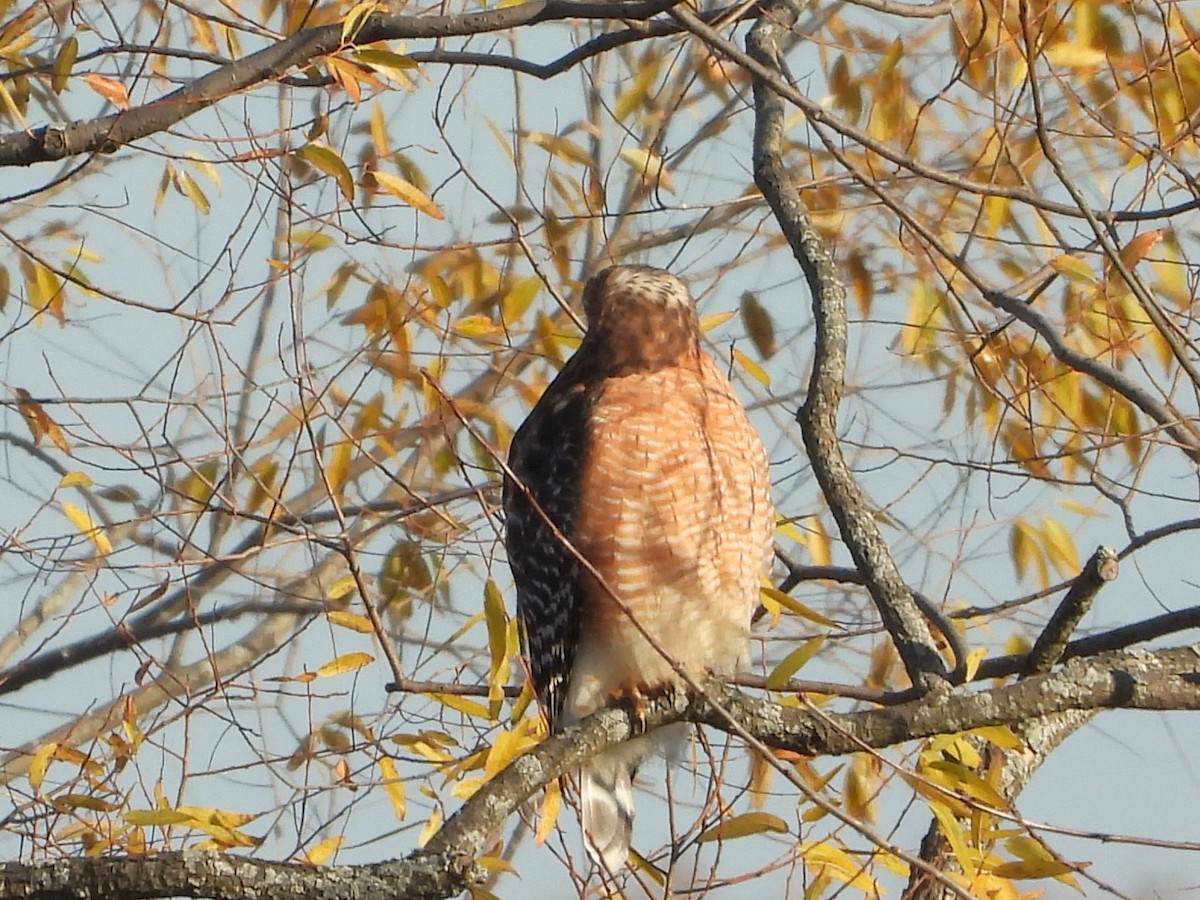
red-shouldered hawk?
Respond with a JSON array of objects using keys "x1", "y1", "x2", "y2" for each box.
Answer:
[{"x1": 503, "y1": 265, "x2": 774, "y2": 870}]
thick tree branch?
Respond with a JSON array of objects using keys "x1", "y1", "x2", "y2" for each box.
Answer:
[
  {"x1": 0, "y1": 851, "x2": 471, "y2": 900},
  {"x1": 4, "y1": 645, "x2": 1199, "y2": 898},
  {"x1": 0, "y1": 0, "x2": 681, "y2": 168},
  {"x1": 740, "y1": 3, "x2": 946, "y2": 686}
]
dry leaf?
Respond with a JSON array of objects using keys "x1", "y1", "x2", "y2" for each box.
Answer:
[{"x1": 81, "y1": 73, "x2": 129, "y2": 109}]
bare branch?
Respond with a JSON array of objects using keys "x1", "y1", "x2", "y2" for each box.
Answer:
[
  {"x1": 0, "y1": 0, "x2": 684, "y2": 168},
  {"x1": 739, "y1": 2, "x2": 946, "y2": 686},
  {"x1": 1025, "y1": 546, "x2": 1120, "y2": 675}
]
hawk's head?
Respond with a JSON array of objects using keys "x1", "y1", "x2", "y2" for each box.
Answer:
[{"x1": 579, "y1": 265, "x2": 700, "y2": 374}]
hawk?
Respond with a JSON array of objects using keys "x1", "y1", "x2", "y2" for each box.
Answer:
[{"x1": 503, "y1": 265, "x2": 774, "y2": 870}]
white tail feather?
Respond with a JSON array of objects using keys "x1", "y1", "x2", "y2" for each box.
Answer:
[
  {"x1": 581, "y1": 742, "x2": 641, "y2": 871},
  {"x1": 580, "y1": 723, "x2": 688, "y2": 871}
]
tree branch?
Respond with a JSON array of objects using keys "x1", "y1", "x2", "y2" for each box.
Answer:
[
  {"x1": 1025, "y1": 546, "x2": 1120, "y2": 675},
  {"x1": 0, "y1": 0, "x2": 683, "y2": 168},
  {"x1": 738, "y1": 3, "x2": 946, "y2": 686},
  {"x1": 4, "y1": 645, "x2": 1199, "y2": 898}
]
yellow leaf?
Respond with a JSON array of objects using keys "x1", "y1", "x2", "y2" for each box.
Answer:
[
  {"x1": 298, "y1": 143, "x2": 355, "y2": 203},
  {"x1": 185, "y1": 152, "x2": 220, "y2": 189},
  {"x1": 802, "y1": 840, "x2": 879, "y2": 891},
  {"x1": 175, "y1": 806, "x2": 255, "y2": 828},
  {"x1": 327, "y1": 575, "x2": 358, "y2": 601},
  {"x1": 990, "y1": 858, "x2": 1080, "y2": 881},
  {"x1": 760, "y1": 586, "x2": 839, "y2": 628},
  {"x1": 759, "y1": 587, "x2": 782, "y2": 628},
  {"x1": 732, "y1": 348, "x2": 770, "y2": 386},
  {"x1": 303, "y1": 836, "x2": 343, "y2": 865},
  {"x1": 748, "y1": 750, "x2": 773, "y2": 808},
  {"x1": 247, "y1": 458, "x2": 278, "y2": 513},
  {"x1": 0, "y1": 78, "x2": 29, "y2": 131},
  {"x1": 929, "y1": 801, "x2": 977, "y2": 877},
  {"x1": 378, "y1": 756, "x2": 406, "y2": 820},
  {"x1": 62, "y1": 502, "x2": 112, "y2": 555},
  {"x1": 124, "y1": 808, "x2": 192, "y2": 827},
  {"x1": 1044, "y1": 42, "x2": 1106, "y2": 70},
  {"x1": 327, "y1": 610, "x2": 373, "y2": 633},
  {"x1": 451, "y1": 776, "x2": 483, "y2": 801},
  {"x1": 483, "y1": 578, "x2": 508, "y2": 679},
  {"x1": 290, "y1": 230, "x2": 335, "y2": 251},
  {"x1": 353, "y1": 48, "x2": 418, "y2": 88},
  {"x1": 696, "y1": 811, "x2": 789, "y2": 843},
  {"x1": 845, "y1": 753, "x2": 880, "y2": 823},
  {"x1": 925, "y1": 760, "x2": 1009, "y2": 809},
  {"x1": 500, "y1": 276, "x2": 541, "y2": 325},
  {"x1": 314, "y1": 652, "x2": 374, "y2": 678},
  {"x1": 618, "y1": 146, "x2": 675, "y2": 192},
  {"x1": 341, "y1": 0, "x2": 377, "y2": 42},
  {"x1": 1010, "y1": 518, "x2": 1050, "y2": 587},
  {"x1": 967, "y1": 725, "x2": 1024, "y2": 751},
  {"x1": 900, "y1": 281, "x2": 945, "y2": 359},
  {"x1": 523, "y1": 131, "x2": 592, "y2": 166},
  {"x1": 963, "y1": 646, "x2": 987, "y2": 682},
  {"x1": 484, "y1": 722, "x2": 535, "y2": 779},
  {"x1": 55, "y1": 795, "x2": 120, "y2": 812},
  {"x1": 1004, "y1": 835, "x2": 1056, "y2": 863},
  {"x1": 429, "y1": 692, "x2": 491, "y2": 720},
  {"x1": 1049, "y1": 254, "x2": 1096, "y2": 284},
  {"x1": 59, "y1": 471, "x2": 92, "y2": 488},
  {"x1": 29, "y1": 742, "x2": 57, "y2": 794},
  {"x1": 1039, "y1": 517, "x2": 1080, "y2": 577},
  {"x1": 476, "y1": 856, "x2": 517, "y2": 875},
  {"x1": 418, "y1": 809, "x2": 441, "y2": 847},
  {"x1": 801, "y1": 515, "x2": 831, "y2": 567},
  {"x1": 176, "y1": 171, "x2": 210, "y2": 215},
  {"x1": 699, "y1": 310, "x2": 736, "y2": 332},
  {"x1": 80, "y1": 72, "x2": 129, "y2": 108},
  {"x1": 52, "y1": 37, "x2": 77, "y2": 94},
  {"x1": 369, "y1": 101, "x2": 390, "y2": 156},
  {"x1": 766, "y1": 637, "x2": 825, "y2": 689},
  {"x1": 373, "y1": 171, "x2": 444, "y2": 219},
  {"x1": 613, "y1": 54, "x2": 660, "y2": 121},
  {"x1": 452, "y1": 315, "x2": 501, "y2": 339},
  {"x1": 326, "y1": 440, "x2": 352, "y2": 497},
  {"x1": 535, "y1": 778, "x2": 562, "y2": 845}
]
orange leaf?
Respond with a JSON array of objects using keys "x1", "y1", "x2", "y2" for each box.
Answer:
[
  {"x1": 80, "y1": 73, "x2": 129, "y2": 109},
  {"x1": 1119, "y1": 229, "x2": 1164, "y2": 270},
  {"x1": 15, "y1": 388, "x2": 68, "y2": 451}
]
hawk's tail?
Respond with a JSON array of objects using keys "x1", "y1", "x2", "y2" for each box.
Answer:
[{"x1": 580, "y1": 724, "x2": 687, "y2": 871}]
